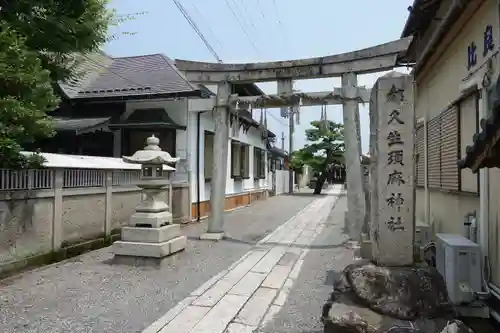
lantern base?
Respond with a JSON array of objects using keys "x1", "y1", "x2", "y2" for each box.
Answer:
[
  {"x1": 199, "y1": 232, "x2": 225, "y2": 241},
  {"x1": 130, "y1": 210, "x2": 172, "y2": 228},
  {"x1": 112, "y1": 235, "x2": 187, "y2": 259},
  {"x1": 121, "y1": 224, "x2": 180, "y2": 243},
  {"x1": 111, "y1": 254, "x2": 180, "y2": 268}
]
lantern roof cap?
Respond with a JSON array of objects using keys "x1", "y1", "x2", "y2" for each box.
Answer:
[{"x1": 122, "y1": 135, "x2": 178, "y2": 168}]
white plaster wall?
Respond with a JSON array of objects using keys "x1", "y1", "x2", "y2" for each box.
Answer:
[
  {"x1": 414, "y1": 0, "x2": 498, "y2": 235},
  {"x1": 187, "y1": 108, "x2": 268, "y2": 203}
]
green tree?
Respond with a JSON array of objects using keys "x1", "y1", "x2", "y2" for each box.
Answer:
[
  {"x1": 0, "y1": 1, "x2": 126, "y2": 168},
  {"x1": 0, "y1": 0, "x2": 116, "y2": 83},
  {"x1": 0, "y1": 22, "x2": 59, "y2": 168},
  {"x1": 292, "y1": 120, "x2": 345, "y2": 194}
]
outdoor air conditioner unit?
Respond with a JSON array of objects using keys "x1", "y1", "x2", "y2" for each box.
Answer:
[
  {"x1": 436, "y1": 234, "x2": 482, "y2": 305},
  {"x1": 415, "y1": 220, "x2": 431, "y2": 246}
]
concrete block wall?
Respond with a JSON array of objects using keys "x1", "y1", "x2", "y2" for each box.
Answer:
[{"x1": 0, "y1": 170, "x2": 190, "y2": 275}]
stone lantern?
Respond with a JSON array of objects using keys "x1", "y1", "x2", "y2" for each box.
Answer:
[{"x1": 112, "y1": 135, "x2": 187, "y2": 265}]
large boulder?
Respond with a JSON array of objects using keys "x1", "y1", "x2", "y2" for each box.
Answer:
[
  {"x1": 323, "y1": 302, "x2": 382, "y2": 333},
  {"x1": 321, "y1": 260, "x2": 475, "y2": 333},
  {"x1": 322, "y1": 294, "x2": 459, "y2": 333},
  {"x1": 439, "y1": 320, "x2": 474, "y2": 333},
  {"x1": 342, "y1": 261, "x2": 454, "y2": 320}
]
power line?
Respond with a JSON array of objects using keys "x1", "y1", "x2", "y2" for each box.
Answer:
[
  {"x1": 172, "y1": 0, "x2": 223, "y2": 63},
  {"x1": 255, "y1": 0, "x2": 267, "y2": 21},
  {"x1": 267, "y1": 109, "x2": 287, "y2": 126},
  {"x1": 189, "y1": 3, "x2": 226, "y2": 53},
  {"x1": 271, "y1": 0, "x2": 290, "y2": 51},
  {"x1": 232, "y1": 0, "x2": 262, "y2": 45},
  {"x1": 223, "y1": 0, "x2": 261, "y2": 56}
]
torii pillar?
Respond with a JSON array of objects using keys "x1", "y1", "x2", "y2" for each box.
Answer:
[
  {"x1": 174, "y1": 36, "x2": 413, "y2": 243},
  {"x1": 277, "y1": 79, "x2": 294, "y2": 194},
  {"x1": 342, "y1": 73, "x2": 366, "y2": 242},
  {"x1": 200, "y1": 81, "x2": 231, "y2": 240}
]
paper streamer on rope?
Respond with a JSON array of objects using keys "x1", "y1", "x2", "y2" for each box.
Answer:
[
  {"x1": 233, "y1": 101, "x2": 240, "y2": 137},
  {"x1": 295, "y1": 97, "x2": 302, "y2": 125},
  {"x1": 259, "y1": 108, "x2": 267, "y2": 138},
  {"x1": 320, "y1": 103, "x2": 328, "y2": 131},
  {"x1": 264, "y1": 109, "x2": 268, "y2": 130}
]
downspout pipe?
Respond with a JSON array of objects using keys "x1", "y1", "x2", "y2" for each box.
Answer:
[
  {"x1": 196, "y1": 111, "x2": 209, "y2": 222},
  {"x1": 413, "y1": 0, "x2": 468, "y2": 76}
]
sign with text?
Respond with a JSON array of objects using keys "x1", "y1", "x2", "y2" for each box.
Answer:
[
  {"x1": 369, "y1": 73, "x2": 415, "y2": 266},
  {"x1": 467, "y1": 24, "x2": 495, "y2": 70}
]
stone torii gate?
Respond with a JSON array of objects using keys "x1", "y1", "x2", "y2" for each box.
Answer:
[{"x1": 175, "y1": 37, "x2": 412, "y2": 246}]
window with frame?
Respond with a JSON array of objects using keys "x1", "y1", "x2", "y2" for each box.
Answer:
[
  {"x1": 253, "y1": 147, "x2": 266, "y2": 179},
  {"x1": 231, "y1": 140, "x2": 250, "y2": 179},
  {"x1": 204, "y1": 131, "x2": 214, "y2": 181}
]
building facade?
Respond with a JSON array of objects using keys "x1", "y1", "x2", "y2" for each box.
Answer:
[
  {"x1": 30, "y1": 52, "x2": 273, "y2": 221},
  {"x1": 403, "y1": 0, "x2": 500, "y2": 285}
]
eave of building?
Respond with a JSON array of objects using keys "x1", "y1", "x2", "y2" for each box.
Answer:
[
  {"x1": 458, "y1": 74, "x2": 500, "y2": 172},
  {"x1": 401, "y1": 0, "x2": 443, "y2": 39},
  {"x1": 268, "y1": 146, "x2": 288, "y2": 158},
  {"x1": 405, "y1": 0, "x2": 483, "y2": 77}
]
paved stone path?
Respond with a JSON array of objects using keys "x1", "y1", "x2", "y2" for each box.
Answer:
[
  {"x1": 0, "y1": 190, "x2": 319, "y2": 333},
  {"x1": 259, "y1": 193, "x2": 352, "y2": 333},
  {"x1": 144, "y1": 185, "x2": 343, "y2": 333}
]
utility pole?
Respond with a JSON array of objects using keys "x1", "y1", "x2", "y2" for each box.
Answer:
[
  {"x1": 288, "y1": 107, "x2": 294, "y2": 194},
  {"x1": 281, "y1": 132, "x2": 286, "y2": 150}
]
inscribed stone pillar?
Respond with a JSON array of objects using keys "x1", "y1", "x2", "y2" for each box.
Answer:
[
  {"x1": 341, "y1": 73, "x2": 366, "y2": 241},
  {"x1": 370, "y1": 72, "x2": 415, "y2": 266}
]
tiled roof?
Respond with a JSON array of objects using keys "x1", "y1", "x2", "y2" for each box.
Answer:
[
  {"x1": 53, "y1": 117, "x2": 110, "y2": 132},
  {"x1": 108, "y1": 108, "x2": 186, "y2": 130},
  {"x1": 59, "y1": 53, "x2": 200, "y2": 100},
  {"x1": 458, "y1": 77, "x2": 500, "y2": 172},
  {"x1": 457, "y1": 108, "x2": 500, "y2": 172},
  {"x1": 268, "y1": 146, "x2": 288, "y2": 158},
  {"x1": 401, "y1": 0, "x2": 442, "y2": 38},
  {"x1": 58, "y1": 52, "x2": 114, "y2": 99}
]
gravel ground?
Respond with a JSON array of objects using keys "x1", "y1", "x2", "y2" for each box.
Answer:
[
  {"x1": 0, "y1": 193, "x2": 317, "y2": 333},
  {"x1": 259, "y1": 194, "x2": 354, "y2": 333}
]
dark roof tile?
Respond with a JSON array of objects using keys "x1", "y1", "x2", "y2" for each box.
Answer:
[
  {"x1": 458, "y1": 76, "x2": 500, "y2": 171},
  {"x1": 59, "y1": 53, "x2": 200, "y2": 100},
  {"x1": 53, "y1": 117, "x2": 110, "y2": 132}
]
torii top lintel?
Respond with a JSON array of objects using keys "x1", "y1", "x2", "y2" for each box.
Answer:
[{"x1": 175, "y1": 37, "x2": 412, "y2": 83}]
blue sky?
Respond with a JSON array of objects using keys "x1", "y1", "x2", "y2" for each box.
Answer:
[{"x1": 105, "y1": 0, "x2": 413, "y2": 154}]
